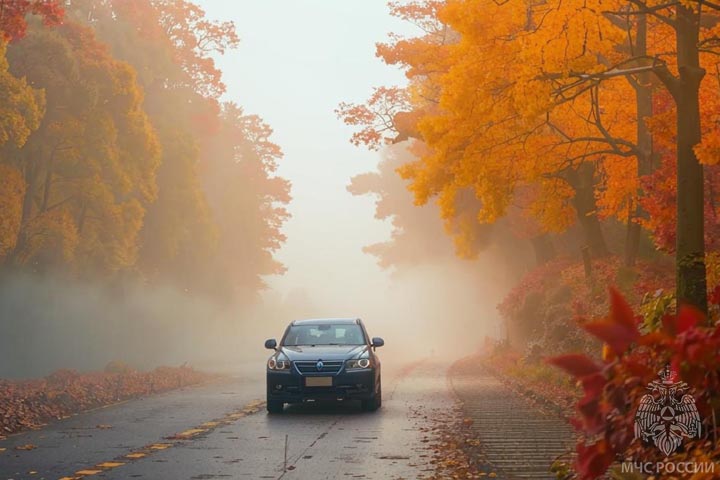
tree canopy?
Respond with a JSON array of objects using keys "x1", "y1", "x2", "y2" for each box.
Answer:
[{"x1": 0, "y1": 0, "x2": 290, "y2": 303}]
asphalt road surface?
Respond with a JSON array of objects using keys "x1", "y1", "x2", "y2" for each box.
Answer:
[{"x1": 0, "y1": 361, "x2": 450, "y2": 480}]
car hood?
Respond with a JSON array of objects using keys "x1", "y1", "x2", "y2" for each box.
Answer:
[{"x1": 279, "y1": 345, "x2": 367, "y2": 361}]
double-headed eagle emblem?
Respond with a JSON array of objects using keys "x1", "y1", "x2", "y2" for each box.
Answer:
[{"x1": 634, "y1": 365, "x2": 702, "y2": 457}]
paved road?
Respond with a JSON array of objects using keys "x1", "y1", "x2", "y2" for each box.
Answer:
[{"x1": 0, "y1": 361, "x2": 450, "y2": 480}]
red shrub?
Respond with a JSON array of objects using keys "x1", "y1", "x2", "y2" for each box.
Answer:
[{"x1": 548, "y1": 289, "x2": 720, "y2": 479}]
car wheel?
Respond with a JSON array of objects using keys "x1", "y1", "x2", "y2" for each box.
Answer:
[
  {"x1": 362, "y1": 381, "x2": 382, "y2": 412},
  {"x1": 267, "y1": 398, "x2": 284, "y2": 414}
]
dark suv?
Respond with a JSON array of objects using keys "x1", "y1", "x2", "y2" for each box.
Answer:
[{"x1": 264, "y1": 318, "x2": 384, "y2": 413}]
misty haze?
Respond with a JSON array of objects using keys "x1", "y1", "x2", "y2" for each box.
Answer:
[{"x1": 1, "y1": 1, "x2": 720, "y2": 479}]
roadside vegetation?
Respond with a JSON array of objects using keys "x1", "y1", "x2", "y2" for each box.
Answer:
[
  {"x1": 0, "y1": 0, "x2": 287, "y2": 427},
  {"x1": 0, "y1": 363, "x2": 213, "y2": 439},
  {"x1": 341, "y1": 1, "x2": 720, "y2": 478}
]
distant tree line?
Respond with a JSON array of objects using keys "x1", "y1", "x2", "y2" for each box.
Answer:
[{"x1": 0, "y1": 0, "x2": 290, "y2": 302}]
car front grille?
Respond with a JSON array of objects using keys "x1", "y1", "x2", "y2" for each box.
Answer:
[{"x1": 294, "y1": 360, "x2": 344, "y2": 375}]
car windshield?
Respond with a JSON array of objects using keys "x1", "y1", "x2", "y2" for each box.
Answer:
[{"x1": 283, "y1": 324, "x2": 366, "y2": 346}]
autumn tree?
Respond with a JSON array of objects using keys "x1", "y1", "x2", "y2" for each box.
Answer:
[
  {"x1": 0, "y1": 10, "x2": 51, "y2": 258},
  {"x1": 348, "y1": 143, "x2": 493, "y2": 268},
  {"x1": 339, "y1": 1, "x2": 625, "y2": 260},
  {"x1": 0, "y1": 40, "x2": 43, "y2": 150},
  {"x1": 2, "y1": 22, "x2": 160, "y2": 275},
  {"x1": 67, "y1": 0, "x2": 289, "y2": 299},
  {"x1": 341, "y1": 0, "x2": 720, "y2": 313},
  {"x1": 528, "y1": 0, "x2": 720, "y2": 311},
  {"x1": 0, "y1": 0, "x2": 63, "y2": 41},
  {"x1": 202, "y1": 103, "x2": 291, "y2": 299},
  {"x1": 68, "y1": 0, "x2": 227, "y2": 292}
]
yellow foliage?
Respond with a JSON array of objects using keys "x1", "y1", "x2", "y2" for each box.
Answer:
[
  {"x1": 20, "y1": 209, "x2": 79, "y2": 267},
  {"x1": 0, "y1": 41, "x2": 44, "y2": 148},
  {"x1": 0, "y1": 165, "x2": 25, "y2": 258}
]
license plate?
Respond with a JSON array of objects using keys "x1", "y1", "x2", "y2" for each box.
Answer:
[{"x1": 305, "y1": 376, "x2": 332, "y2": 387}]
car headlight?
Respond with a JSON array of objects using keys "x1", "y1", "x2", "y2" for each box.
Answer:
[
  {"x1": 346, "y1": 358, "x2": 372, "y2": 370},
  {"x1": 268, "y1": 357, "x2": 290, "y2": 370}
]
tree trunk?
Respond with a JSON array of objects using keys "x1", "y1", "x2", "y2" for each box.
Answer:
[
  {"x1": 674, "y1": 5, "x2": 707, "y2": 311},
  {"x1": 625, "y1": 13, "x2": 655, "y2": 267},
  {"x1": 566, "y1": 163, "x2": 609, "y2": 258},
  {"x1": 40, "y1": 146, "x2": 59, "y2": 213},
  {"x1": 625, "y1": 201, "x2": 641, "y2": 267},
  {"x1": 5, "y1": 163, "x2": 38, "y2": 266}
]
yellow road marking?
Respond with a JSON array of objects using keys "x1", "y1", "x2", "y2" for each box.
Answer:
[
  {"x1": 149, "y1": 443, "x2": 172, "y2": 450},
  {"x1": 61, "y1": 399, "x2": 265, "y2": 478},
  {"x1": 177, "y1": 428, "x2": 207, "y2": 437}
]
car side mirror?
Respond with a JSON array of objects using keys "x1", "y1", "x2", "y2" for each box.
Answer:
[
  {"x1": 371, "y1": 337, "x2": 384, "y2": 348},
  {"x1": 264, "y1": 338, "x2": 277, "y2": 350}
]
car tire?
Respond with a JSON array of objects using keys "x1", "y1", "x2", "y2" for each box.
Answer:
[
  {"x1": 362, "y1": 381, "x2": 382, "y2": 412},
  {"x1": 267, "y1": 399, "x2": 284, "y2": 414}
]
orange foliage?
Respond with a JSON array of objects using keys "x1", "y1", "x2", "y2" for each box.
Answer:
[
  {"x1": 0, "y1": 0, "x2": 63, "y2": 41},
  {"x1": 341, "y1": 1, "x2": 720, "y2": 270}
]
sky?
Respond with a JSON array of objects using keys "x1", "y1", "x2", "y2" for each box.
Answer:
[{"x1": 195, "y1": 1, "x2": 417, "y2": 314}]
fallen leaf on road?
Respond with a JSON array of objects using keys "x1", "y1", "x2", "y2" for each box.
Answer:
[
  {"x1": 96, "y1": 424, "x2": 113, "y2": 430},
  {"x1": 0, "y1": 366, "x2": 213, "y2": 438},
  {"x1": 15, "y1": 444, "x2": 37, "y2": 450}
]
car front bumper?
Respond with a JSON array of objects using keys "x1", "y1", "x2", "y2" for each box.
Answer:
[{"x1": 267, "y1": 368, "x2": 377, "y2": 403}]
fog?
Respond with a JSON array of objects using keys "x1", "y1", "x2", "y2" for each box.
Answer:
[
  {"x1": 0, "y1": 1, "x2": 519, "y2": 379},
  {"x1": 0, "y1": 244, "x2": 514, "y2": 378}
]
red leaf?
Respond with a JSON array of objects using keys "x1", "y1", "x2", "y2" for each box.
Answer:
[
  {"x1": 580, "y1": 372, "x2": 607, "y2": 397},
  {"x1": 709, "y1": 285, "x2": 720, "y2": 305},
  {"x1": 637, "y1": 331, "x2": 669, "y2": 347},
  {"x1": 662, "y1": 306, "x2": 703, "y2": 335},
  {"x1": 579, "y1": 289, "x2": 641, "y2": 355},
  {"x1": 577, "y1": 393, "x2": 603, "y2": 433},
  {"x1": 546, "y1": 354, "x2": 602, "y2": 378},
  {"x1": 576, "y1": 440, "x2": 614, "y2": 480},
  {"x1": 582, "y1": 318, "x2": 639, "y2": 355},
  {"x1": 609, "y1": 287, "x2": 635, "y2": 329}
]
